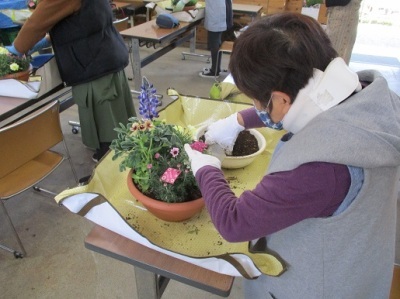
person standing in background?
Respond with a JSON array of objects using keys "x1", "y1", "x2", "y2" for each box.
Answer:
[
  {"x1": 325, "y1": 0, "x2": 363, "y2": 64},
  {"x1": 7, "y1": 0, "x2": 136, "y2": 163},
  {"x1": 199, "y1": 0, "x2": 233, "y2": 78}
]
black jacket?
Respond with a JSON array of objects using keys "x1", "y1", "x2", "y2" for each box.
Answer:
[
  {"x1": 49, "y1": 0, "x2": 128, "y2": 86},
  {"x1": 325, "y1": 0, "x2": 352, "y2": 7}
]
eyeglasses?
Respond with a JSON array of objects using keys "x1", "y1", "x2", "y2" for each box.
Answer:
[
  {"x1": 253, "y1": 93, "x2": 273, "y2": 113},
  {"x1": 266, "y1": 93, "x2": 273, "y2": 113}
]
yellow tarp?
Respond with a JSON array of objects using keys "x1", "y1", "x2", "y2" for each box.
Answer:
[{"x1": 56, "y1": 94, "x2": 287, "y2": 278}]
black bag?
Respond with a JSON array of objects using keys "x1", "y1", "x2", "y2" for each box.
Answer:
[{"x1": 156, "y1": 13, "x2": 180, "y2": 29}]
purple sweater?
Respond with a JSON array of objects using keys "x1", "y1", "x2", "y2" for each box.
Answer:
[{"x1": 196, "y1": 108, "x2": 351, "y2": 242}]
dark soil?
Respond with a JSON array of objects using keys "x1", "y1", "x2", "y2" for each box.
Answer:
[
  {"x1": 200, "y1": 130, "x2": 259, "y2": 156},
  {"x1": 231, "y1": 130, "x2": 259, "y2": 156}
]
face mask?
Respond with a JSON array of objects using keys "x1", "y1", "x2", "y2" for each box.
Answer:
[
  {"x1": 254, "y1": 107, "x2": 284, "y2": 130},
  {"x1": 254, "y1": 95, "x2": 284, "y2": 130}
]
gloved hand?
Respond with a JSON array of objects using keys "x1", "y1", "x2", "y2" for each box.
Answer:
[
  {"x1": 28, "y1": 36, "x2": 52, "y2": 55},
  {"x1": 184, "y1": 144, "x2": 221, "y2": 176},
  {"x1": 205, "y1": 113, "x2": 244, "y2": 154},
  {"x1": 5, "y1": 44, "x2": 23, "y2": 57}
]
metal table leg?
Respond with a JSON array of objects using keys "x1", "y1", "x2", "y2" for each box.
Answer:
[{"x1": 134, "y1": 267, "x2": 170, "y2": 299}]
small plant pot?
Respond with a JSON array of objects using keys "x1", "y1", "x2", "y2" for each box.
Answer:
[
  {"x1": 196, "y1": 125, "x2": 267, "y2": 169},
  {"x1": 0, "y1": 64, "x2": 32, "y2": 82},
  {"x1": 126, "y1": 170, "x2": 205, "y2": 222}
]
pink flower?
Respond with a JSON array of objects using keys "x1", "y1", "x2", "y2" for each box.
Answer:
[
  {"x1": 154, "y1": 153, "x2": 160, "y2": 159},
  {"x1": 161, "y1": 167, "x2": 181, "y2": 184},
  {"x1": 190, "y1": 141, "x2": 207, "y2": 152},
  {"x1": 170, "y1": 147, "x2": 179, "y2": 157},
  {"x1": 147, "y1": 164, "x2": 152, "y2": 169}
]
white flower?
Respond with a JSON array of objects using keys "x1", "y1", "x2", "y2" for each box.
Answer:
[
  {"x1": 9, "y1": 63, "x2": 20, "y2": 72},
  {"x1": 0, "y1": 47, "x2": 9, "y2": 55}
]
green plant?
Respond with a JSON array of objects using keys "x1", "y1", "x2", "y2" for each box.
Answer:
[
  {"x1": 305, "y1": 0, "x2": 323, "y2": 7},
  {"x1": 110, "y1": 77, "x2": 206, "y2": 203},
  {"x1": 111, "y1": 118, "x2": 206, "y2": 203},
  {"x1": 0, "y1": 47, "x2": 31, "y2": 78}
]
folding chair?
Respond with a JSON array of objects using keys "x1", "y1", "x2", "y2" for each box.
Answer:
[
  {"x1": 0, "y1": 100, "x2": 78, "y2": 258},
  {"x1": 215, "y1": 41, "x2": 234, "y2": 81},
  {"x1": 390, "y1": 264, "x2": 400, "y2": 299}
]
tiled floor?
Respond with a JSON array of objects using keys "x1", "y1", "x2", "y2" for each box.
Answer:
[{"x1": 1, "y1": 21, "x2": 399, "y2": 298}]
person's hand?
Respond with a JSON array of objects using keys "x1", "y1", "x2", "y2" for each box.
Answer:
[
  {"x1": 205, "y1": 113, "x2": 244, "y2": 154},
  {"x1": 5, "y1": 44, "x2": 23, "y2": 57},
  {"x1": 28, "y1": 36, "x2": 52, "y2": 55},
  {"x1": 184, "y1": 144, "x2": 221, "y2": 176}
]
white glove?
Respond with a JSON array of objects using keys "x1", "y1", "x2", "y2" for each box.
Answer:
[
  {"x1": 184, "y1": 144, "x2": 221, "y2": 176},
  {"x1": 205, "y1": 113, "x2": 244, "y2": 154}
]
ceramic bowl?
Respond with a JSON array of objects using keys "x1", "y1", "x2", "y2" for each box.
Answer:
[{"x1": 196, "y1": 125, "x2": 267, "y2": 169}]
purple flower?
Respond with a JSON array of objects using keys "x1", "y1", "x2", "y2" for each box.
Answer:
[{"x1": 138, "y1": 77, "x2": 159, "y2": 119}]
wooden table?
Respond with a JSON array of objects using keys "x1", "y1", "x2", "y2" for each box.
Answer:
[
  {"x1": 232, "y1": 3, "x2": 263, "y2": 21},
  {"x1": 85, "y1": 224, "x2": 235, "y2": 299},
  {"x1": 0, "y1": 57, "x2": 72, "y2": 128},
  {"x1": 120, "y1": 18, "x2": 203, "y2": 90}
]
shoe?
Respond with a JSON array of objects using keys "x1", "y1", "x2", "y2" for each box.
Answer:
[
  {"x1": 199, "y1": 69, "x2": 219, "y2": 78},
  {"x1": 92, "y1": 153, "x2": 100, "y2": 163},
  {"x1": 92, "y1": 142, "x2": 111, "y2": 163},
  {"x1": 78, "y1": 175, "x2": 91, "y2": 186}
]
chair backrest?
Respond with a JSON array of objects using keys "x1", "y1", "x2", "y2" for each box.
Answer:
[
  {"x1": 390, "y1": 264, "x2": 400, "y2": 299},
  {"x1": 0, "y1": 100, "x2": 63, "y2": 179}
]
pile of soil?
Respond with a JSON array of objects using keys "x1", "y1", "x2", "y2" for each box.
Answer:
[
  {"x1": 231, "y1": 130, "x2": 259, "y2": 156},
  {"x1": 200, "y1": 130, "x2": 259, "y2": 156}
]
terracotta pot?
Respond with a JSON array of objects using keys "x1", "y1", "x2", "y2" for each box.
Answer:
[
  {"x1": 126, "y1": 170, "x2": 204, "y2": 222},
  {"x1": 0, "y1": 64, "x2": 31, "y2": 82}
]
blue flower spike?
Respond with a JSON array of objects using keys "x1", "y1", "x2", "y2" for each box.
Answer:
[{"x1": 138, "y1": 76, "x2": 159, "y2": 119}]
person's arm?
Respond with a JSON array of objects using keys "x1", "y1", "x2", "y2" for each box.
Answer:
[
  {"x1": 325, "y1": 0, "x2": 351, "y2": 7},
  {"x1": 196, "y1": 162, "x2": 350, "y2": 242},
  {"x1": 239, "y1": 107, "x2": 265, "y2": 128},
  {"x1": 13, "y1": 0, "x2": 81, "y2": 54}
]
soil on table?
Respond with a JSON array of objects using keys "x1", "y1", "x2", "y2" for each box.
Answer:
[{"x1": 200, "y1": 130, "x2": 259, "y2": 156}]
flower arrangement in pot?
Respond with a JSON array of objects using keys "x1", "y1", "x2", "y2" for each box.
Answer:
[
  {"x1": 110, "y1": 77, "x2": 207, "y2": 222},
  {"x1": 0, "y1": 47, "x2": 31, "y2": 81}
]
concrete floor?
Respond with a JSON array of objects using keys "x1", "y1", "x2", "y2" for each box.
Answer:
[{"x1": 1, "y1": 24, "x2": 400, "y2": 298}]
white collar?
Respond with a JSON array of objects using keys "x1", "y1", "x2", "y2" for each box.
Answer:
[{"x1": 282, "y1": 57, "x2": 362, "y2": 134}]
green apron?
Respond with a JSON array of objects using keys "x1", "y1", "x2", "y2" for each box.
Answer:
[{"x1": 72, "y1": 70, "x2": 136, "y2": 149}]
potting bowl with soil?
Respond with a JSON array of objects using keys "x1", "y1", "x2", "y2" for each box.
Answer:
[{"x1": 196, "y1": 125, "x2": 267, "y2": 169}]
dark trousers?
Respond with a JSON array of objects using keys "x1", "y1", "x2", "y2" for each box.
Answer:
[{"x1": 208, "y1": 31, "x2": 223, "y2": 75}]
